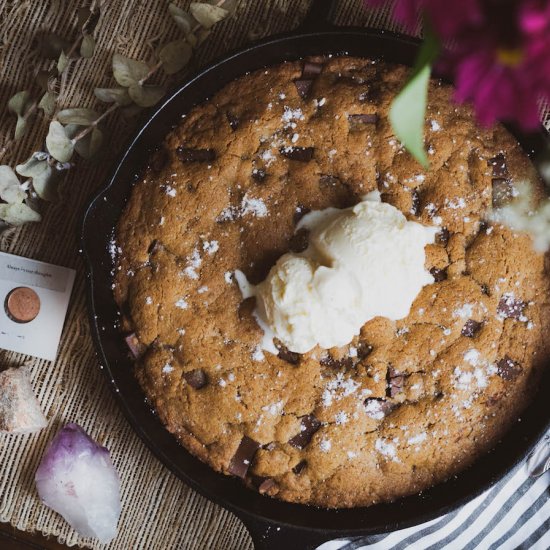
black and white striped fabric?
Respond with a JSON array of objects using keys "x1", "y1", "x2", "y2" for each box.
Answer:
[{"x1": 320, "y1": 448, "x2": 550, "y2": 550}]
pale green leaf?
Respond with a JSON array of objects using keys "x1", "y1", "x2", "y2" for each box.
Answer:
[
  {"x1": 38, "y1": 91, "x2": 58, "y2": 117},
  {"x1": 159, "y1": 39, "x2": 192, "y2": 75},
  {"x1": 16, "y1": 156, "x2": 61, "y2": 202},
  {"x1": 94, "y1": 87, "x2": 132, "y2": 105},
  {"x1": 189, "y1": 2, "x2": 228, "y2": 29},
  {"x1": 57, "y1": 107, "x2": 99, "y2": 126},
  {"x1": 74, "y1": 127, "x2": 103, "y2": 159},
  {"x1": 168, "y1": 3, "x2": 196, "y2": 35},
  {"x1": 46, "y1": 121, "x2": 74, "y2": 162},
  {"x1": 14, "y1": 117, "x2": 29, "y2": 140},
  {"x1": 0, "y1": 203, "x2": 41, "y2": 226},
  {"x1": 80, "y1": 34, "x2": 95, "y2": 58},
  {"x1": 389, "y1": 29, "x2": 439, "y2": 169},
  {"x1": 57, "y1": 50, "x2": 69, "y2": 73},
  {"x1": 128, "y1": 84, "x2": 166, "y2": 107},
  {"x1": 112, "y1": 53, "x2": 149, "y2": 87},
  {"x1": 7, "y1": 91, "x2": 31, "y2": 116},
  {"x1": 0, "y1": 166, "x2": 26, "y2": 203}
]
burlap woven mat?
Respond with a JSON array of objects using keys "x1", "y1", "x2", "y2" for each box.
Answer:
[{"x1": 0, "y1": 1, "x2": 547, "y2": 549}]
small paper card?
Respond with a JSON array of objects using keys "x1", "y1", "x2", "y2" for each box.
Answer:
[{"x1": 0, "y1": 252, "x2": 76, "y2": 361}]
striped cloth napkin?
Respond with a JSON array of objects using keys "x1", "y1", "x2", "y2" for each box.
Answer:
[{"x1": 320, "y1": 434, "x2": 549, "y2": 550}]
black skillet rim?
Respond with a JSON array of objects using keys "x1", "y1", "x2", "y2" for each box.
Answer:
[{"x1": 80, "y1": 24, "x2": 550, "y2": 543}]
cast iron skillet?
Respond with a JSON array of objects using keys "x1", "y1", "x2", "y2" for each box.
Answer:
[{"x1": 81, "y1": 1, "x2": 550, "y2": 548}]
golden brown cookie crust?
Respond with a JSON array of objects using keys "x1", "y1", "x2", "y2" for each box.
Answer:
[{"x1": 113, "y1": 57, "x2": 550, "y2": 508}]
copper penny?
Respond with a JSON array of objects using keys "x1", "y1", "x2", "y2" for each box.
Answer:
[{"x1": 5, "y1": 287, "x2": 41, "y2": 323}]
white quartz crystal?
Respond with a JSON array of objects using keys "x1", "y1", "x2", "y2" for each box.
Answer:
[{"x1": 35, "y1": 424, "x2": 121, "y2": 543}]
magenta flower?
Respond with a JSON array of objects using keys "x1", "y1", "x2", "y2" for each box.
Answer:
[{"x1": 365, "y1": 0, "x2": 550, "y2": 129}]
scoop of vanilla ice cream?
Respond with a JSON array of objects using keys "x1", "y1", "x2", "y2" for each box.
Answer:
[{"x1": 235, "y1": 192, "x2": 438, "y2": 354}]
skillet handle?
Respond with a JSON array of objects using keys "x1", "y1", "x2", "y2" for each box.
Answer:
[
  {"x1": 298, "y1": 0, "x2": 338, "y2": 31},
  {"x1": 239, "y1": 514, "x2": 334, "y2": 550}
]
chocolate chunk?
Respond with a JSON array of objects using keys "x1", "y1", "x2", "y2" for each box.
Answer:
[
  {"x1": 488, "y1": 153, "x2": 508, "y2": 177},
  {"x1": 436, "y1": 228, "x2": 450, "y2": 246},
  {"x1": 276, "y1": 343, "x2": 300, "y2": 365},
  {"x1": 183, "y1": 368, "x2": 207, "y2": 389},
  {"x1": 348, "y1": 113, "x2": 378, "y2": 131},
  {"x1": 319, "y1": 174, "x2": 340, "y2": 188},
  {"x1": 147, "y1": 239, "x2": 162, "y2": 254},
  {"x1": 497, "y1": 356, "x2": 523, "y2": 381},
  {"x1": 461, "y1": 319, "x2": 482, "y2": 337},
  {"x1": 125, "y1": 333, "x2": 145, "y2": 359},
  {"x1": 280, "y1": 146, "x2": 314, "y2": 162},
  {"x1": 430, "y1": 267, "x2": 447, "y2": 282},
  {"x1": 226, "y1": 111, "x2": 239, "y2": 131},
  {"x1": 359, "y1": 82, "x2": 383, "y2": 103},
  {"x1": 386, "y1": 367, "x2": 405, "y2": 398},
  {"x1": 258, "y1": 478, "x2": 276, "y2": 494},
  {"x1": 288, "y1": 414, "x2": 321, "y2": 449},
  {"x1": 302, "y1": 61, "x2": 323, "y2": 78},
  {"x1": 492, "y1": 178, "x2": 514, "y2": 208},
  {"x1": 292, "y1": 460, "x2": 307, "y2": 475},
  {"x1": 294, "y1": 79, "x2": 314, "y2": 99},
  {"x1": 357, "y1": 341, "x2": 373, "y2": 359},
  {"x1": 481, "y1": 283, "x2": 490, "y2": 295},
  {"x1": 238, "y1": 297, "x2": 256, "y2": 321},
  {"x1": 176, "y1": 147, "x2": 216, "y2": 162},
  {"x1": 289, "y1": 228, "x2": 309, "y2": 253},
  {"x1": 293, "y1": 205, "x2": 311, "y2": 224},
  {"x1": 228, "y1": 436, "x2": 260, "y2": 478},
  {"x1": 411, "y1": 189, "x2": 421, "y2": 216},
  {"x1": 150, "y1": 148, "x2": 168, "y2": 172},
  {"x1": 252, "y1": 168, "x2": 266, "y2": 182},
  {"x1": 364, "y1": 398, "x2": 395, "y2": 418},
  {"x1": 497, "y1": 295, "x2": 526, "y2": 320},
  {"x1": 320, "y1": 354, "x2": 353, "y2": 369}
]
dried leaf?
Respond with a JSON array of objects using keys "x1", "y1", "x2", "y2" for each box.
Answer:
[
  {"x1": 78, "y1": 7, "x2": 101, "y2": 34},
  {"x1": 94, "y1": 87, "x2": 132, "y2": 106},
  {"x1": 168, "y1": 3, "x2": 196, "y2": 35},
  {"x1": 8, "y1": 91, "x2": 34, "y2": 140},
  {"x1": 196, "y1": 28, "x2": 211, "y2": 45},
  {"x1": 80, "y1": 35, "x2": 95, "y2": 58},
  {"x1": 16, "y1": 156, "x2": 61, "y2": 202},
  {"x1": 57, "y1": 108, "x2": 99, "y2": 126},
  {"x1": 46, "y1": 121, "x2": 74, "y2": 163},
  {"x1": 8, "y1": 91, "x2": 31, "y2": 116},
  {"x1": 215, "y1": 0, "x2": 238, "y2": 14},
  {"x1": 77, "y1": 7, "x2": 92, "y2": 28},
  {"x1": 159, "y1": 39, "x2": 192, "y2": 75},
  {"x1": 186, "y1": 32, "x2": 198, "y2": 47},
  {"x1": 0, "y1": 166, "x2": 26, "y2": 203},
  {"x1": 112, "y1": 53, "x2": 149, "y2": 87},
  {"x1": 128, "y1": 84, "x2": 166, "y2": 107},
  {"x1": 120, "y1": 104, "x2": 143, "y2": 120},
  {"x1": 38, "y1": 91, "x2": 58, "y2": 117},
  {"x1": 189, "y1": 2, "x2": 228, "y2": 29},
  {"x1": 57, "y1": 51, "x2": 69, "y2": 73},
  {"x1": 36, "y1": 32, "x2": 70, "y2": 59},
  {"x1": 74, "y1": 127, "x2": 103, "y2": 159},
  {"x1": 36, "y1": 70, "x2": 53, "y2": 91},
  {"x1": 0, "y1": 203, "x2": 41, "y2": 226}
]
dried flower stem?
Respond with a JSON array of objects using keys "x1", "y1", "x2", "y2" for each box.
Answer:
[
  {"x1": 70, "y1": 103, "x2": 118, "y2": 144},
  {"x1": 138, "y1": 61, "x2": 164, "y2": 86}
]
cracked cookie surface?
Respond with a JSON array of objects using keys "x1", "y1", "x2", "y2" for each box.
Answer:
[{"x1": 113, "y1": 57, "x2": 550, "y2": 508}]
